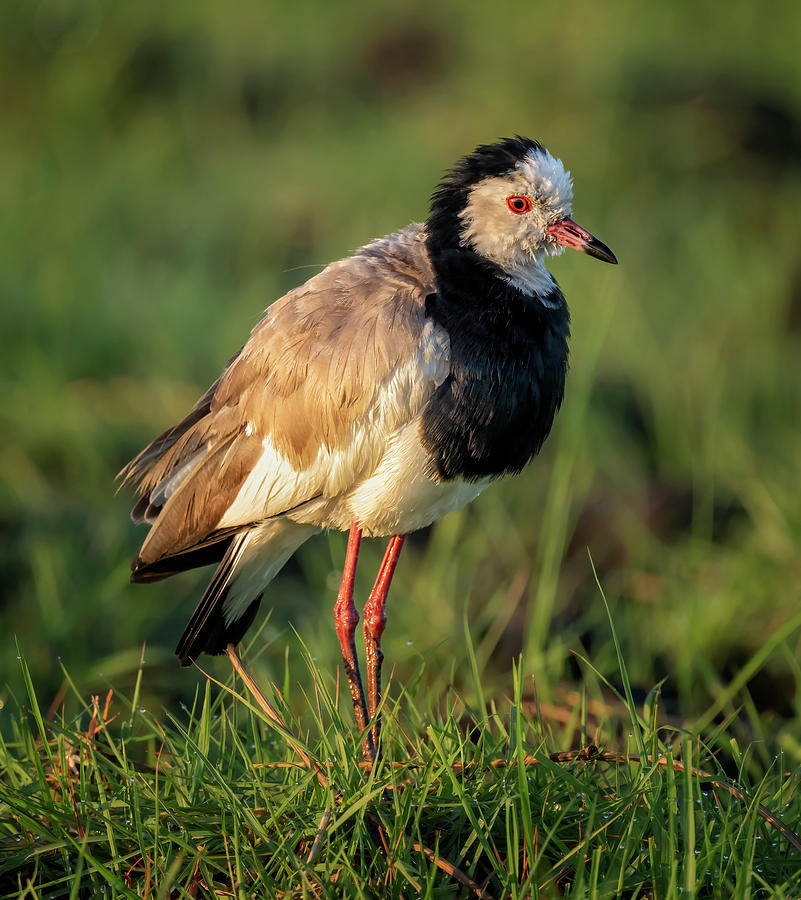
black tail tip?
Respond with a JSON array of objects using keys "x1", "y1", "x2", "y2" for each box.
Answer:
[{"x1": 174, "y1": 595, "x2": 262, "y2": 670}]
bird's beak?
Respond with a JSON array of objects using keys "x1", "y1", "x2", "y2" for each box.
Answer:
[{"x1": 545, "y1": 217, "x2": 617, "y2": 265}]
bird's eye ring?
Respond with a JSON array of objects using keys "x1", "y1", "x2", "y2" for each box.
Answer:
[{"x1": 506, "y1": 195, "x2": 533, "y2": 214}]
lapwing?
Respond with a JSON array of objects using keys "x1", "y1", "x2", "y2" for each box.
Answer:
[{"x1": 120, "y1": 136, "x2": 617, "y2": 761}]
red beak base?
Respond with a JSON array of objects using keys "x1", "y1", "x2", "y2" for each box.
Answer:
[{"x1": 545, "y1": 217, "x2": 617, "y2": 264}]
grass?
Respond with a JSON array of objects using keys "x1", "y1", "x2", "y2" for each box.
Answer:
[
  {"x1": 3, "y1": 0, "x2": 801, "y2": 894},
  {"x1": 3, "y1": 621, "x2": 800, "y2": 898}
]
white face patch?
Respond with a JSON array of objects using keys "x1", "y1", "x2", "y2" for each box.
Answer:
[{"x1": 457, "y1": 146, "x2": 574, "y2": 301}]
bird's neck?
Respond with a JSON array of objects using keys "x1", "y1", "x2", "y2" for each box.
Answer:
[
  {"x1": 425, "y1": 224, "x2": 562, "y2": 308},
  {"x1": 426, "y1": 235, "x2": 565, "y2": 315},
  {"x1": 421, "y1": 238, "x2": 571, "y2": 482}
]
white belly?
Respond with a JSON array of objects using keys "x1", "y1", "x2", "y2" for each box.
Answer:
[{"x1": 288, "y1": 418, "x2": 493, "y2": 537}]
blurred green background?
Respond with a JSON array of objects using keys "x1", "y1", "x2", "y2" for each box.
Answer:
[{"x1": 2, "y1": 0, "x2": 800, "y2": 753}]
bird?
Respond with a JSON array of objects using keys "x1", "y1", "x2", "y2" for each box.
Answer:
[{"x1": 120, "y1": 136, "x2": 616, "y2": 762}]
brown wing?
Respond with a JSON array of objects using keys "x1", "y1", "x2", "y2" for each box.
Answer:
[{"x1": 120, "y1": 224, "x2": 441, "y2": 573}]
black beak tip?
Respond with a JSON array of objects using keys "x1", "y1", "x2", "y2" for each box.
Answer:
[{"x1": 587, "y1": 238, "x2": 618, "y2": 265}]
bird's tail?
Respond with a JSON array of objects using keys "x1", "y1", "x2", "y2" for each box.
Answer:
[{"x1": 175, "y1": 518, "x2": 318, "y2": 665}]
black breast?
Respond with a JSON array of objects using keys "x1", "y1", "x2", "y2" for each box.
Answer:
[{"x1": 421, "y1": 256, "x2": 570, "y2": 482}]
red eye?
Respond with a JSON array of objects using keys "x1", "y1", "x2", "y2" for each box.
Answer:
[{"x1": 506, "y1": 195, "x2": 533, "y2": 214}]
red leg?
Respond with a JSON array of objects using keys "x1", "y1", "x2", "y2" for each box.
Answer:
[
  {"x1": 333, "y1": 521, "x2": 374, "y2": 761},
  {"x1": 363, "y1": 534, "x2": 405, "y2": 757}
]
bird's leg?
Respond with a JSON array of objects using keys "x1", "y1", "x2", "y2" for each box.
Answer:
[
  {"x1": 333, "y1": 520, "x2": 374, "y2": 761},
  {"x1": 363, "y1": 534, "x2": 405, "y2": 758}
]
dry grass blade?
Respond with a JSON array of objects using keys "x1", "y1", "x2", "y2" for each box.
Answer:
[
  {"x1": 195, "y1": 645, "x2": 332, "y2": 792},
  {"x1": 306, "y1": 806, "x2": 332, "y2": 865},
  {"x1": 411, "y1": 841, "x2": 497, "y2": 900}
]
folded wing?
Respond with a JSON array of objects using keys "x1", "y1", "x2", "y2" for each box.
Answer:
[{"x1": 119, "y1": 225, "x2": 447, "y2": 582}]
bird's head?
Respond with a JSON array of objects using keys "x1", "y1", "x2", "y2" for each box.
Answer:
[{"x1": 427, "y1": 136, "x2": 616, "y2": 295}]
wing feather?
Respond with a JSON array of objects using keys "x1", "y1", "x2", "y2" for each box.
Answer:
[{"x1": 122, "y1": 224, "x2": 445, "y2": 573}]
